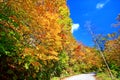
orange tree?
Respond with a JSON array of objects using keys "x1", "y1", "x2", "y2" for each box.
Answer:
[
  {"x1": 104, "y1": 36, "x2": 120, "y2": 78},
  {"x1": 70, "y1": 44, "x2": 102, "y2": 73},
  {"x1": 0, "y1": 0, "x2": 77, "y2": 79}
]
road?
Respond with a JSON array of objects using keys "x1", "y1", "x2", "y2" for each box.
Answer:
[{"x1": 61, "y1": 73, "x2": 96, "y2": 80}]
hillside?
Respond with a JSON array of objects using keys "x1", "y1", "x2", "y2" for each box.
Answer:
[{"x1": 0, "y1": 0, "x2": 120, "y2": 80}]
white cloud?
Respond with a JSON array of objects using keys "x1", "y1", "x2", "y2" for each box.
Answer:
[
  {"x1": 96, "y1": 3, "x2": 105, "y2": 9},
  {"x1": 71, "y1": 23, "x2": 80, "y2": 33},
  {"x1": 96, "y1": 0, "x2": 110, "y2": 9}
]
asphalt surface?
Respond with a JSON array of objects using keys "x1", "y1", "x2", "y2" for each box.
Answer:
[{"x1": 62, "y1": 73, "x2": 96, "y2": 80}]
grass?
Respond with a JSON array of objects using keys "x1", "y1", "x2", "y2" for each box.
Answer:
[
  {"x1": 51, "y1": 77, "x2": 60, "y2": 80},
  {"x1": 96, "y1": 72, "x2": 120, "y2": 80}
]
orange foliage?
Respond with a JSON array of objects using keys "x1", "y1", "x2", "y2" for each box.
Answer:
[{"x1": 104, "y1": 36, "x2": 120, "y2": 65}]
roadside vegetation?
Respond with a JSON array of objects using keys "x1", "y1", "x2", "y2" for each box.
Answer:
[{"x1": 0, "y1": 0, "x2": 120, "y2": 80}]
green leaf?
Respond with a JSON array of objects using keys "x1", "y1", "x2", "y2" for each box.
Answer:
[
  {"x1": 24, "y1": 63, "x2": 29, "y2": 69},
  {"x1": 12, "y1": 22, "x2": 19, "y2": 27},
  {"x1": 7, "y1": 70, "x2": 14, "y2": 74},
  {"x1": 0, "y1": 32, "x2": 6, "y2": 36},
  {"x1": 5, "y1": 51, "x2": 10, "y2": 55},
  {"x1": 9, "y1": 31, "x2": 15, "y2": 35}
]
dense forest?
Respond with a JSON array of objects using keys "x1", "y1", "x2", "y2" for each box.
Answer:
[{"x1": 0, "y1": 0, "x2": 120, "y2": 80}]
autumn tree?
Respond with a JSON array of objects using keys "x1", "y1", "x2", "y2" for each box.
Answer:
[
  {"x1": 104, "y1": 36, "x2": 120, "y2": 77},
  {"x1": 0, "y1": 0, "x2": 77, "y2": 79},
  {"x1": 0, "y1": 1, "x2": 24, "y2": 79}
]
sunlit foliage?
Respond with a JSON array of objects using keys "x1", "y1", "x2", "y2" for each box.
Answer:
[
  {"x1": 0, "y1": 0, "x2": 76, "y2": 79},
  {"x1": 1, "y1": 0, "x2": 119, "y2": 80}
]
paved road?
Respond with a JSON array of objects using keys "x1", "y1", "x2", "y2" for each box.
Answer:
[{"x1": 62, "y1": 73, "x2": 96, "y2": 80}]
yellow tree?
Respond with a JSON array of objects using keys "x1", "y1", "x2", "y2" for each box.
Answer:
[
  {"x1": 104, "y1": 36, "x2": 120, "y2": 66},
  {"x1": 1, "y1": 0, "x2": 76, "y2": 79}
]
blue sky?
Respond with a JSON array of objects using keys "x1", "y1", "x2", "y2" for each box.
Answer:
[{"x1": 67, "y1": 0, "x2": 120, "y2": 47}]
